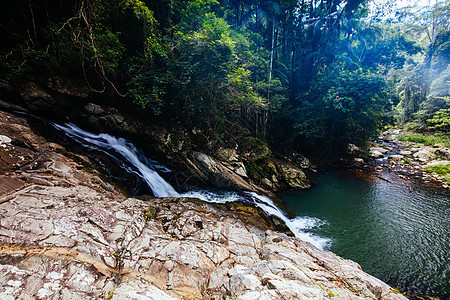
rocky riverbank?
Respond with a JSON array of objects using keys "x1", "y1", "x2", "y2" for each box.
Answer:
[
  {"x1": 366, "y1": 129, "x2": 450, "y2": 189},
  {"x1": 0, "y1": 110, "x2": 408, "y2": 299}
]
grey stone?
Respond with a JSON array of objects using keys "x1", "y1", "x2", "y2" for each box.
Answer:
[
  {"x1": 435, "y1": 148, "x2": 450, "y2": 160},
  {"x1": 370, "y1": 147, "x2": 388, "y2": 154},
  {"x1": 399, "y1": 150, "x2": 412, "y2": 156},
  {"x1": 389, "y1": 154, "x2": 404, "y2": 160},
  {"x1": 228, "y1": 274, "x2": 262, "y2": 296},
  {"x1": 414, "y1": 149, "x2": 432, "y2": 159},
  {"x1": 84, "y1": 103, "x2": 104, "y2": 115},
  {"x1": 370, "y1": 150, "x2": 384, "y2": 158},
  {"x1": 347, "y1": 143, "x2": 361, "y2": 154},
  {"x1": 186, "y1": 152, "x2": 254, "y2": 190},
  {"x1": 0, "y1": 135, "x2": 12, "y2": 147}
]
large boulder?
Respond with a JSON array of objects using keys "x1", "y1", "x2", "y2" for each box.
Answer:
[
  {"x1": 274, "y1": 160, "x2": 311, "y2": 189},
  {"x1": 214, "y1": 145, "x2": 239, "y2": 162},
  {"x1": 184, "y1": 152, "x2": 254, "y2": 190},
  {"x1": 413, "y1": 148, "x2": 433, "y2": 162},
  {"x1": 370, "y1": 147, "x2": 388, "y2": 158},
  {"x1": 286, "y1": 153, "x2": 314, "y2": 170},
  {"x1": 18, "y1": 81, "x2": 55, "y2": 111}
]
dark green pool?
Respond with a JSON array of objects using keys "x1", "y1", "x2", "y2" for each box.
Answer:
[{"x1": 282, "y1": 170, "x2": 450, "y2": 299}]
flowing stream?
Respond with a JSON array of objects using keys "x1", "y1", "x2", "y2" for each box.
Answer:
[
  {"x1": 282, "y1": 170, "x2": 450, "y2": 299},
  {"x1": 54, "y1": 123, "x2": 329, "y2": 249}
]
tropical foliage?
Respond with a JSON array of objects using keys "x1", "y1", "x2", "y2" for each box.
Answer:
[{"x1": 1, "y1": 0, "x2": 449, "y2": 159}]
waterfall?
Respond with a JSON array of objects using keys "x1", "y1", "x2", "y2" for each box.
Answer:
[
  {"x1": 54, "y1": 123, "x2": 330, "y2": 249},
  {"x1": 53, "y1": 123, "x2": 178, "y2": 197}
]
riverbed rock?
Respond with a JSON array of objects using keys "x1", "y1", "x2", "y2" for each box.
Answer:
[
  {"x1": 0, "y1": 135, "x2": 12, "y2": 147},
  {"x1": 370, "y1": 150, "x2": 384, "y2": 158},
  {"x1": 389, "y1": 155, "x2": 404, "y2": 161},
  {"x1": 47, "y1": 76, "x2": 90, "y2": 98},
  {"x1": 85, "y1": 103, "x2": 105, "y2": 115},
  {"x1": 0, "y1": 186, "x2": 407, "y2": 300},
  {"x1": 347, "y1": 143, "x2": 361, "y2": 154},
  {"x1": 435, "y1": 148, "x2": 450, "y2": 160},
  {"x1": 275, "y1": 161, "x2": 310, "y2": 189},
  {"x1": 413, "y1": 149, "x2": 433, "y2": 161},
  {"x1": 370, "y1": 147, "x2": 388, "y2": 154},
  {"x1": 214, "y1": 145, "x2": 239, "y2": 162},
  {"x1": 399, "y1": 150, "x2": 412, "y2": 156},
  {"x1": 354, "y1": 158, "x2": 365, "y2": 165},
  {"x1": 370, "y1": 147, "x2": 388, "y2": 158},
  {"x1": 17, "y1": 81, "x2": 55, "y2": 111},
  {"x1": 286, "y1": 153, "x2": 314, "y2": 170}
]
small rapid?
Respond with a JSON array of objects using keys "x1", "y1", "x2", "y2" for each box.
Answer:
[{"x1": 54, "y1": 123, "x2": 330, "y2": 249}]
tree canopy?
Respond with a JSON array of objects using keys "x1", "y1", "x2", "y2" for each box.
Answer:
[{"x1": 1, "y1": 0, "x2": 449, "y2": 159}]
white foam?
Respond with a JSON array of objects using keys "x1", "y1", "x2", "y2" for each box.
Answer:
[
  {"x1": 181, "y1": 190, "x2": 241, "y2": 203},
  {"x1": 246, "y1": 192, "x2": 331, "y2": 249}
]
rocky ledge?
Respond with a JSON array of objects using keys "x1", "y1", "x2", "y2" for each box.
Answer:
[
  {"x1": 0, "y1": 78, "x2": 312, "y2": 196},
  {"x1": 0, "y1": 110, "x2": 406, "y2": 299}
]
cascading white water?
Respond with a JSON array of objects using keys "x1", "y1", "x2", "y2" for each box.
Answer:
[
  {"x1": 54, "y1": 123, "x2": 330, "y2": 249},
  {"x1": 247, "y1": 192, "x2": 330, "y2": 249},
  {"x1": 53, "y1": 123, "x2": 178, "y2": 197}
]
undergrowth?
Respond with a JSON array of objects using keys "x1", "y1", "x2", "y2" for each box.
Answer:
[
  {"x1": 398, "y1": 133, "x2": 450, "y2": 147},
  {"x1": 424, "y1": 164, "x2": 450, "y2": 184}
]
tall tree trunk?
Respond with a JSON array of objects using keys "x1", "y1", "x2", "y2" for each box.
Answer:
[
  {"x1": 402, "y1": 86, "x2": 410, "y2": 124},
  {"x1": 268, "y1": 15, "x2": 275, "y2": 99},
  {"x1": 290, "y1": 45, "x2": 296, "y2": 103}
]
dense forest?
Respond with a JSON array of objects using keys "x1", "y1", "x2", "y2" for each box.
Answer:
[{"x1": 1, "y1": 0, "x2": 449, "y2": 160}]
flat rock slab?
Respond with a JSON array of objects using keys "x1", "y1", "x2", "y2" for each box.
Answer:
[
  {"x1": 399, "y1": 150, "x2": 412, "y2": 156},
  {"x1": 370, "y1": 147, "x2": 388, "y2": 154}
]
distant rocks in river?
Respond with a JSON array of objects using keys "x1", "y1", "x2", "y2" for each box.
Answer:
[
  {"x1": 369, "y1": 147, "x2": 388, "y2": 158},
  {"x1": 388, "y1": 154, "x2": 404, "y2": 161},
  {"x1": 369, "y1": 130, "x2": 450, "y2": 189},
  {"x1": 435, "y1": 148, "x2": 450, "y2": 160}
]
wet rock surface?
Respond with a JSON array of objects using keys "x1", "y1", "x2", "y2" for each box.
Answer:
[{"x1": 0, "y1": 110, "x2": 406, "y2": 299}]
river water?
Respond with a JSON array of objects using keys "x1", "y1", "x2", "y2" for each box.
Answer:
[{"x1": 282, "y1": 170, "x2": 450, "y2": 299}]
